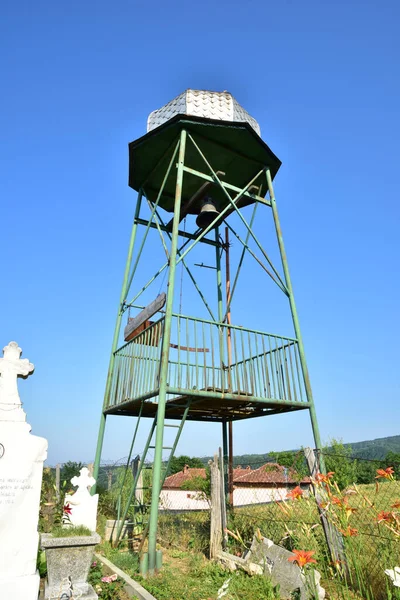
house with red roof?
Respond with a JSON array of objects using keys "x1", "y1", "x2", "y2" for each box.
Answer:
[{"x1": 159, "y1": 463, "x2": 310, "y2": 510}]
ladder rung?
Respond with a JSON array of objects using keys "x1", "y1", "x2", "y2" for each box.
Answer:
[
  {"x1": 165, "y1": 424, "x2": 180, "y2": 428},
  {"x1": 148, "y1": 445, "x2": 173, "y2": 450}
]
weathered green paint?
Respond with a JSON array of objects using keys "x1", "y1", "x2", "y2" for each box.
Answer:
[
  {"x1": 92, "y1": 190, "x2": 143, "y2": 493},
  {"x1": 266, "y1": 169, "x2": 325, "y2": 471},
  {"x1": 147, "y1": 129, "x2": 187, "y2": 574}
]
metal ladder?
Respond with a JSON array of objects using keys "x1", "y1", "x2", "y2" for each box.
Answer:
[{"x1": 114, "y1": 399, "x2": 192, "y2": 547}]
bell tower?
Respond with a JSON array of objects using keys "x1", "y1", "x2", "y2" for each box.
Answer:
[{"x1": 93, "y1": 90, "x2": 324, "y2": 574}]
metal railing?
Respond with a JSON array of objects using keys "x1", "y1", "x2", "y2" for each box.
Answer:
[
  {"x1": 107, "y1": 314, "x2": 306, "y2": 408},
  {"x1": 106, "y1": 319, "x2": 164, "y2": 408},
  {"x1": 166, "y1": 315, "x2": 306, "y2": 402}
]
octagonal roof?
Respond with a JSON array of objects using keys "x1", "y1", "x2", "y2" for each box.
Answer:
[{"x1": 147, "y1": 90, "x2": 261, "y2": 136}]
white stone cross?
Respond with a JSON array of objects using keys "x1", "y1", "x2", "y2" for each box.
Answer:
[
  {"x1": 0, "y1": 342, "x2": 34, "y2": 408},
  {"x1": 71, "y1": 467, "x2": 96, "y2": 496},
  {"x1": 65, "y1": 468, "x2": 99, "y2": 532}
]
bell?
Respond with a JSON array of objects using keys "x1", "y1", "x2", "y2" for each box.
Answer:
[{"x1": 196, "y1": 196, "x2": 220, "y2": 229}]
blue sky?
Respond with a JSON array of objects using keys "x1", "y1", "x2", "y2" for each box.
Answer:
[{"x1": 1, "y1": 0, "x2": 399, "y2": 465}]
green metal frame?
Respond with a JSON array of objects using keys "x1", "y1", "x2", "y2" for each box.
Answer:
[{"x1": 92, "y1": 125, "x2": 325, "y2": 573}]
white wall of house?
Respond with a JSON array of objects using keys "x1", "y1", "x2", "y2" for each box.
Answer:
[
  {"x1": 159, "y1": 489, "x2": 210, "y2": 511},
  {"x1": 233, "y1": 486, "x2": 288, "y2": 506},
  {"x1": 160, "y1": 485, "x2": 310, "y2": 511}
]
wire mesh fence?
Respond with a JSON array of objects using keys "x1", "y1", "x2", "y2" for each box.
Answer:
[{"x1": 43, "y1": 450, "x2": 400, "y2": 598}]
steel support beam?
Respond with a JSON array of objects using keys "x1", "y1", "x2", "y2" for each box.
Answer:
[
  {"x1": 266, "y1": 168, "x2": 325, "y2": 471},
  {"x1": 147, "y1": 129, "x2": 187, "y2": 574}
]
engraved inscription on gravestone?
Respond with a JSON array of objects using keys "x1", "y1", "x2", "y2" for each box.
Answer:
[{"x1": 0, "y1": 341, "x2": 48, "y2": 600}]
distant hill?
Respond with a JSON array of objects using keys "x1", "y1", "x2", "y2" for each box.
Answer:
[
  {"x1": 346, "y1": 435, "x2": 400, "y2": 460},
  {"x1": 199, "y1": 435, "x2": 400, "y2": 466}
]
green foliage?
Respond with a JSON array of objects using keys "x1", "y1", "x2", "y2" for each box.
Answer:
[
  {"x1": 179, "y1": 467, "x2": 211, "y2": 498},
  {"x1": 61, "y1": 461, "x2": 84, "y2": 487},
  {"x1": 323, "y1": 439, "x2": 358, "y2": 489},
  {"x1": 135, "y1": 552, "x2": 280, "y2": 600},
  {"x1": 88, "y1": 561, "x2": 126, "y2": 600},
  {"x1": 36, "y1": 550, "x2": 47, "y2": 578},
  {"x1": 167, "y1": 455, "x2": 205, "y2": 475},
  {"x1": 51, "y1": 525, "x2": 92, "y2": 537},
  {"x1": 268, "y1": 450, "x2": 309, "y2": 479},
  {"x1": 98, "y1": 490, "x2": 117, "y2": 519},
  {"x1": 385, "y1": 451, "x2": 400, "y2": 478}
]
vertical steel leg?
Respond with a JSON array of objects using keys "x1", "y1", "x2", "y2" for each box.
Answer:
[
  {"x1": 266, "y1": 169, "x2": 325, "y2": 470},
  {"x1": 92, "y1": 190, "x2": 143, "y2": 492},
  {"x1": 147, "y1": 130, "x2": 187, "y2": 573}
]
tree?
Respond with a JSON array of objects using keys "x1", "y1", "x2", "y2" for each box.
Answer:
[
  {"x1": 384, "y1": 451, "x2": 400, "y2": 478},
  {"x1": 268, "y1": 450, "x2": 309, "y2": 480},
  {"x1": 323, "y1": 439, "x2": 358, "y2": 489},
  {"x1": 60, "y1": 461, "x2": 84, "y2": 488},
  {"x1": 167, "y1": 455, "x2": 204, "y2": 475}
]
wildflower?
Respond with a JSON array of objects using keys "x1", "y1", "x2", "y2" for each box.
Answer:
[
  {"x1": 314, "y1": 472, "x2": 335, "y2": 485},
  {"x1": 331, "y1": 496, "x2": 342, "y2": 505},
  {"x1": 288, "y1": 549, "x2": 317, "y2": 568},
  {"x1": 63, "y1": 503, "x2": 72, "y2": 515},
  {"x1": 377, "y1": 511, "x2": 394, "y2": 524},
  {"x1": 101, "y1": 574, "x2": 118, "y2": 583},
  {"x1": 287, "y1": 486, "x2": 304, "y2": 500},
  {"x1": 340, "y1": 526, "x2": 358, "y2": 537},
  {"x1": 91, "y1": 561, "x2": 97, "y2": 568},
  {"x1": 385, "y1": 567, "x2": 400, "y2": 588},
  {"x1": 375, "y1": 467, "x2": 395, "y2": 480},
  {"x1": 392, "y1": 500, "x2": 400, "y2": 509}
]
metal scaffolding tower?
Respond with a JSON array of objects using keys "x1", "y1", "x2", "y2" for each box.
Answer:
[{"x1": 92, "y1": 90, "x2": 324, "y2": 575}]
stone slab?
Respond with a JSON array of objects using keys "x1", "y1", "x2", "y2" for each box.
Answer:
[
  {"x1": 42, "y1": 532, "x2": 100, "y2": 596},
  {"x1": 44, "y1": 580, "x2": 98, "y2": 600}
]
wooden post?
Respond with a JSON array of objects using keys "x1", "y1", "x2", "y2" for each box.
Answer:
[
  {"x1": 304, "y1": 447, "x2": 349, "y2": 576},
  {"x1": 55, "y1": 463, "x2": 60, "y2": 501},
  {"x1": 209, "y1": 454, "x2": 222, "y2": 559},
  {"x1": 219, "y1": 447, "x2": 228, "y2": 549}
]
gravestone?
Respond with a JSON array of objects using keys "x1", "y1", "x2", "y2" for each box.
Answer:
[
  {"x1": 246, "y1": 536, "x2": 325, "y2": 599},
  {"x1": 0, "y1": 341, "x2": 48, "y2": 600},
  {"x1": 64, "y1": 467, "x2": 99, "y2": 532}
]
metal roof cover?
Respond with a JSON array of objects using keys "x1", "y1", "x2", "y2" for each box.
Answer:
[{"x1": 147, "y1": 90, "x2": 261, "y2": 137}]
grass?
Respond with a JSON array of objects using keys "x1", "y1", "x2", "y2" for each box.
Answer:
[
  {"x1": 95, "y1": 478, "x2": 400, "y2": 600},
  {"x1": 51, "y1": 524, "x2": 93, "y2": 537},
  {"x1": 101, "y1": 547, "x2": 280, "y2": 600}
]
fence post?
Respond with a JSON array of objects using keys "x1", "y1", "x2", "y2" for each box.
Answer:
[
  {"x1": 209, "y1": 454, "x2": 222, "y2": 559},
  {"x1": 55, "y1": 463, "x2": 60, "y2": 501},
  {"x1": 304, "y1": 447, "x2": 349, "y2": 576},
  {"x1": 219, "y1": 447, "x2": 228, "y2": 549}
]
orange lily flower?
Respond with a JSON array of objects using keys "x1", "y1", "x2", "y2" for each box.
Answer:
[
  {"x1": 288, "y1": 549, "x2": 317, "y2": 568},
  {"x1": 340, "y1": 526, "x2": 358, "y2": 537},
  {"x1": 287, "y1": 486, "x2": 304, "y2": 500},
  {"x1": 391, "y1": 500, "x2": 400, "y2": 509},
  {"x1": 375, "y1": 467, "x2": 395, "y2": 480},
  {"x1": 315, "y1": 472, "x2": 335, "y2": 485},
  {"x1": 331, "y1": 496, "x2": 345, "y2": 507},
  {"x1": 377, "y1": 511, "x2": 394, "y2": 523}
]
